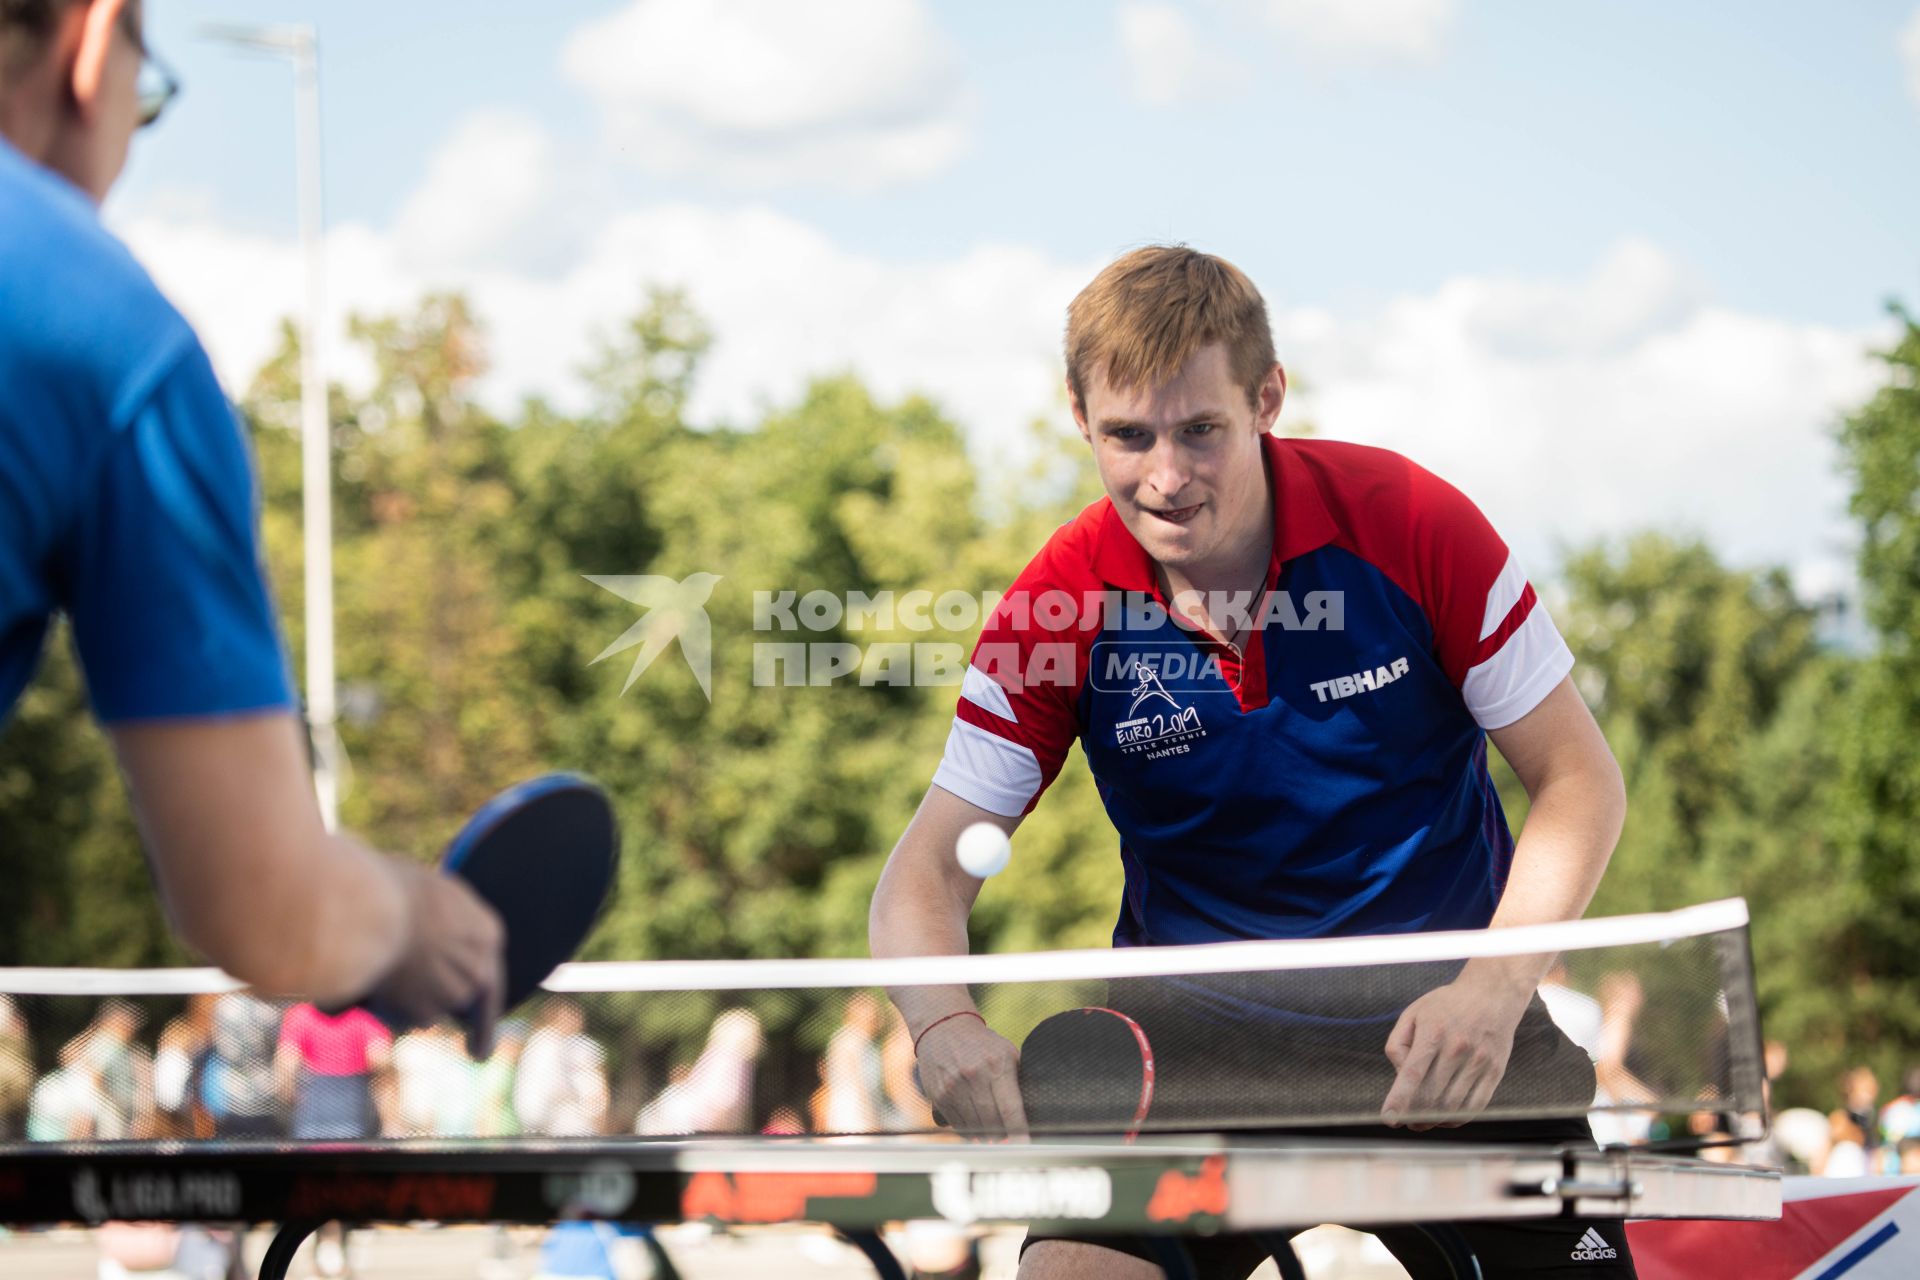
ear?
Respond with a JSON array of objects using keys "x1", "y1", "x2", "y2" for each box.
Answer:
[
  {"x1": 1254, "y1": 362, "x2": 1286, "y2": 433},
  {"x1": 69, "y1": 0, "x2": 128, "y2": 123},
  {"x1": 1067, "y1": 378, "x2": 1092, "y2": 444}
]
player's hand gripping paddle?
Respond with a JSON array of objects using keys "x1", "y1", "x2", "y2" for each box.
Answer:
[
  {"x1": 1017, "y1": 1007, "x2": 1156, "y2": 1139},
  {"x1": 367, "y1": 773, "x2": 617, "y2": 1034}
]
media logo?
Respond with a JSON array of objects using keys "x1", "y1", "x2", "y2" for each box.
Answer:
[{"x1": 1091, "y1": 643, "x2": 1227, "y2": 696}]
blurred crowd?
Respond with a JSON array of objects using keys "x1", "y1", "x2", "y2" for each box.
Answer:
[
  {"x1": 1765, "y1": 1064, "x2": 1920, "y2": 1178},
  {"x1": 7, "y1": 983, "x2": 1920, "y2": 1280},
  {"x1": 0, "y1": 990, "x2": 968, "y2": 1279},
  {"x1": 1533, "y1": 966, "x2": 1920, "y2": 1176},
  {"x1": 6, "y1": 983, "x2": 1919, "y2": 1174},
  {"x1": 0, "y1": 990, "x2": 930, "y2": 1145}
]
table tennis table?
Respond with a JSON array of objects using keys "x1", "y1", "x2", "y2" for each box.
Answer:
[{"x1": 0, "y1": 1134, "x2": 1780, "y2": 1280}]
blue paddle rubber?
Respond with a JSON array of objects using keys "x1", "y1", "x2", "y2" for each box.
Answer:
[
  {"x1": 362, "y1": 773, "x2": 618, "y2": 1032},
  {"x1": 443, "y1": 772, "x2": 618, "y2": 1011}
]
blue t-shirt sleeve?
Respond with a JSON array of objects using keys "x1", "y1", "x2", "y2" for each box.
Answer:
[{"x1": 60, "y1": 339, "x2": 296, "y2": 722}]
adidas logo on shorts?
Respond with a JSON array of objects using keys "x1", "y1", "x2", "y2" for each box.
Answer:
[{"x1": 1571, "y1": 1227, "x2": 1619, "y2": 1261}]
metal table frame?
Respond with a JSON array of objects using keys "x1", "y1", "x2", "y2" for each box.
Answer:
[{"x1": 0, "y1": 1136, "x2": 1781, "y2": 1280}]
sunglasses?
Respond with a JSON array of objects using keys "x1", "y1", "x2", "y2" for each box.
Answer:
[{"x1": 120, "y1": 10, "x2": 182, "y2": 128}]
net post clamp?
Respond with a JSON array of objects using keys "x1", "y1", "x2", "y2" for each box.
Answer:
[
  {"x1": 1510, "y1": 1151, "x2": 1641, "y2": 1204},
  {"x1": 1529, "y1": 1173, "x2": 1645, "y2": 1200}
]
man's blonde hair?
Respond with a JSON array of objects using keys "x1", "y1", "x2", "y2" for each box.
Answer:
[{"x1": 1065, "y1": 245, "x2": 1275, "y2": 411}]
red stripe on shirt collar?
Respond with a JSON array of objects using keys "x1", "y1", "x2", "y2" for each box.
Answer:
[{"x1": 1090, "y1": 434, "x2": 1341, "y2": 592}]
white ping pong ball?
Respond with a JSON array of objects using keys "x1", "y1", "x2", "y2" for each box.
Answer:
[{"x1": 955, "y1": 822, "x2": 1012, "y2": 879}]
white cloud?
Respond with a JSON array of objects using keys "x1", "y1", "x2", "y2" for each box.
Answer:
[
  {"x1": 116, "y1": 118, "x2": 1883, "y2": 589},
  {"x1": 560, "y1": 0, "x2": 970, "y2": 191},
  {"x1": 1244, "y1": 0, "x2": 1457, "y2": 62},
  {"x1": 116, "y1": 141, "x2": 1091, "y2": 470},
  {"x1": 1278, "y1": 243, "x2": 1885, "y2": 584},
  {"x1": 1901, "y1": 7, "x2": 1920, "y2": 106},
  {"x1": 1120, "y1": 3, "x2": 1231, "y2": 106},
  {"x1": 119, "y1": 215, "x2": 416, "y2": 398},
  {"x1": 1456, "y1": 239, "x2": 1705, "y2": 359},
  {"x1": 453, "y1": 206, "x2": 1094, "y2": 455},
  {"x1": 390, "y1": 111, "x2": 556, "y2": 271}
]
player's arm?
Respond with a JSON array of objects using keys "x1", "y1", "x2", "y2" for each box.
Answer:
[
  {"x1": 1594, "y1": 972, "x2": 1655, "y2": 1104},
  {"x1": 584, "y1": 1056, "x2": 611, "y2": 1131},
  {"x1": 367, "y1": 1036, "x2": 397, "y2": 1137},
  {"x1": 869, "y1": 783, "x2": 1028, "y2": 1137},
  {"x1": 273, "y1": 1038, "x2": 299, "y2": 1103},
  {"x1": 1480, "y1": 674, "x2": 1626, "y2": 938},
  {"x1": 873, "y1": 548, "x2": 1086, "y2": 1138},
  {"x1": 69, "y1": 342, "x2": 503, "y2": 1035},
  {"x1": 1383, "y1": 677, "x2": 1625, "y2": 1126},
  {"x1": 112, "y1": 713, "x2": 503, "y2": 1030}
]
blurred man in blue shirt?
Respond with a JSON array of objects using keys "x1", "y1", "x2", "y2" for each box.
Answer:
[{"x1": 0, "y1": 0, "x2": 502, "y2": 1042}]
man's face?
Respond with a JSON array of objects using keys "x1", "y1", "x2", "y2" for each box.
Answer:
[{"x1": 1073, "y1": 343, "x2": 1284, "y2": 578}]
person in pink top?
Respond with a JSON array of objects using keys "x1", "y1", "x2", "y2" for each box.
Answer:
[
  {"x1": 276, "y1": 1003, "x2": 391, "y2": 1141},
  {"x1": 274, "y1": 1005, "x2": 391, "y2": 1278}
]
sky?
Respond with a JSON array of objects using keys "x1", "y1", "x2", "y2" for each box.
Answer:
[{"x1": 110, "y1": 0, "x2": 1920, "y2": 595}]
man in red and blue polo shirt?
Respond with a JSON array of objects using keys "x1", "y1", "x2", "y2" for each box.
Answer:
[{"x1": 870, "y1": 246, "x2": 1634, "y2": 1279}]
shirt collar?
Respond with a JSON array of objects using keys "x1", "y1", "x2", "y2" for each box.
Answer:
[{"x1": 1091, "y1": 433, "x2": 1340, "y2": 592}]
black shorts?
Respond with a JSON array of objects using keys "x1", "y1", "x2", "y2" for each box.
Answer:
[{"x1": 1020, "y1": 1114, "x2": 1637, "y2": 1280}]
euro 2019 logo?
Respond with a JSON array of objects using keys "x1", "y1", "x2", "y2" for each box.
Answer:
[{"x1": 1105, "y1": 654, "x2": 1209, "y2": 761}]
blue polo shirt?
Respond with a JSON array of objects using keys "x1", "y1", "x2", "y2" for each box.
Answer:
[
  {"x1": 0, "y1": 138, "x2": 293, "y2": 726},
  {"x1": 932, "y1": 435, "x2": 1573, "y2": 945}
]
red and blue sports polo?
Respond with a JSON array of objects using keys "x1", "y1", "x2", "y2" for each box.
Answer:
[{"x1": 931, "y1": 435, "x2": 1573, "y2": 945}]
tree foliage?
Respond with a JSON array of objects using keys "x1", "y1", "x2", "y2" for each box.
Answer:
[
  {"x1": 1, "y1": 292, "x2": 1917, "y2": 1108},
  {"x1": 1811, "y1": 307, "x2": 1920, "y2": 1094},
  {"x1": 1558, "y1": 534, "x2": 1819, "y2": 917}
]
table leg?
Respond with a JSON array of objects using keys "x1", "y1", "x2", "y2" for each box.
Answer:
[
  {"x1": 1413, "y1": 1224, "x2": 1484, "y2": 1280},
  {"x1": 838, "y1": 1229, "x2": 908, "y2": 1280},
  {"x1": 634, "y1": 1226, "x2": 684, "y2": 1280},
  {"x1": 1251, "y1": 1232, "x2": 1309, "y2": 1280},
  {"x1": 1142, "y1": 1236, "x2": 1200, "y2": 1280},
  {"x1": 255, "y1": 1222, "x2": 320, "y2": 1280}
]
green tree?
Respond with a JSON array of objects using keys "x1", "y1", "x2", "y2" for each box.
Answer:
[
  {"x1": 1542, "y1": 533, "x2": 1859, "y2": 1105},
  {"x1": 0, "y1": 634, "x2": 175, "y2": 968},
  {"x1": 243, "y1": 296, "x2": 551, "y2": 857},
  {"x1": 1556, "y1": 533, "x2": 1820, "y2": 916},
  {"x1": 1713, "y1": 653, "x2": 1859, "y2": 1101},
  {"x1": 1809, "y1": 306, "x2": 1920, "y2": 1091}
]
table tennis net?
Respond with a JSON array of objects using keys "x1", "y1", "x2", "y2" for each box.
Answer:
[{"x1": 0, "y1": 901, "x2": 1763, "y2": 1145}]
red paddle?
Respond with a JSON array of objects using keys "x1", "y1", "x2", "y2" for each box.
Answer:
[{"x1": 1018, "y1": 1006, "x2": 1157, "y2": 1139}]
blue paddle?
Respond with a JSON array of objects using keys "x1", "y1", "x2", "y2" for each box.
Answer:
[
  {"x1": 365, "y1": 773, "x2": 618, "y2": 1036},
  {"x1": 445, "y1": 773, "x2": 618, "y2": 1009}
]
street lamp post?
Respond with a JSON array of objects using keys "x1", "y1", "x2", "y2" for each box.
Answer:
[{"x1": 204, "y1": 24, "x2": 339, "y2": 830}]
